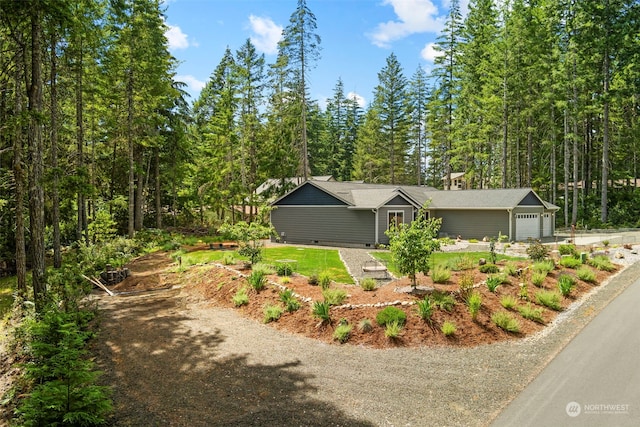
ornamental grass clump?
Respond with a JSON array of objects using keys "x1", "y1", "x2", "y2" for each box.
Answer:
[
  {"x1": 576, "y1": 266, "x2": 597, "y2": 283},
  {"x1": 441, "y1": 321, "x2": 457, "y2": 336},
  {"x1": 358, "y1": 318, "x2": 373, "y2": 333},
  {"x1": 318, "y1": 271, "x2": 333, "y2": 289},
  {"x1": 559, "y1": 256, "x2": 582, "y2": 269},
  {"x1": 500, "y1": 295, "x2": 518, "y2": 309},
  {"x1": 486, "y1": 275, "x2": 502, "y2": 293},
  {"x1": 532, "y1": 260, "x2": 555, "y2": 275},
  {"x1": 479, "y1": 263, "x2": 499, "y2": 274},
  {"x1": 376, "y1": 306, "x2": 407, "y2": 327},
  {"x1": 232, "y1": 287, "x2": 249, "y2": 307},
  {"x1": 587, "y1": 255, "x2": 615, "y2": 272},
  {"x1": 312, "y1": 301, "x2": 331, "y2": 324},
  {"x1": 248, "y1": 270, "x2": 267, "y2": 291},
  {"x1": 531, "y1": 271, "x2": 547, "y2": 287},
  {"x1": 263, "y1": 304, "x2": 283, "y2": 323},
  {"x1": 276, "y1": 262, "x2": 293, "y2": 276},
  {"x1": 557, "y1": 274, "x2": 576, "y2": 296},
  {"x1": 279, "y1": 289, "x2": 301, "y2": 312},
  {"x1": 415, "y1": 297, "x2": 434, "y2": 323},
  {"x1": 431, "y1": 291, "x2": 456, "y2": 312},
  {"x1": 360, "y1": 278, "x2": 377, "y2": 291},
  {"x1": 333, "y1": 323, "x2": 353, "y2": 343},
  {"x1": 384, "y1": 320, "x2": 403, "y2": 339},
  {"x1": 492, "y1": 311, "x2": 521, "y2": 333},
  {"x1": 518, "y1": 303, "x2": 545, "y2": 324},
  {"x1": 431, "y1": 264, "x2": 452, "y2": 284},
  {"x1": 467, "y1": 292, "x2": 482, "y2": 321},
  {"x1": 322, "y1": 288, "x2": 347, "y2": 305},
  {"x1": 536, "y1": 290, "x2": 563, "y2": 311}
]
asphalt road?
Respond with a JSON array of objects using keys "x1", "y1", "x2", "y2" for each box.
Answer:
[{"x1": 491, "y1": 272, "x2": 640, "y2": 426}]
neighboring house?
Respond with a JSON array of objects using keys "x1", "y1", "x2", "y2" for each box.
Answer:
[
  {"x1": 443, "y1": 172, "x2": 467, "y2": 190},
  {"x1": 270, "y1": 180, "x2": 559, "y2": 247}
]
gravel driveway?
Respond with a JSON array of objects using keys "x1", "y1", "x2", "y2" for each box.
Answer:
[{"x1": 94, "y1": 260, "x2": 640, "y2": 427}]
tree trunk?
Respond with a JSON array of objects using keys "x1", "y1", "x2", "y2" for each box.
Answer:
[
  {"x1": 155, "y1": 148, "x2": 162, "y2": 228},
  {"x1": 127, "y1": 67, "x2": 135, "y2": 238},
  {"x1": 601, "y1": 35, "x2": 610, "y2": 223},
  {"x1": 50, "y1": 33, "x2": 61, "y2": 268},
  {"x1": 13, "y1": 54, "x2": 27, "y2": 296}
]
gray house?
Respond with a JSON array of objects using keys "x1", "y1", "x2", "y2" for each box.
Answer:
[{"x1": 270, "y1": 180, "x2": 559, "y2": 247}]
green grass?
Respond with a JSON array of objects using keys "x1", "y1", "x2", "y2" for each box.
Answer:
[
  {"x1": 0, "y1": 276, "x2": 15, "y2": 319},
  {"x1": 372, "y1": 251, "x2": 524, "y2": 277}
]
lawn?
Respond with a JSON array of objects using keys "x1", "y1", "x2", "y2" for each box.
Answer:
[
  {"x1": 179, "y1": 246, "x2": 354, "y2": 284},
  {"x1": 372, "y1": 250, "x2": 524, "y2": 277}
]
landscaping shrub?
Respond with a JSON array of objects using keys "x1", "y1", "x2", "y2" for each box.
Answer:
[
  {"x1": 251, "y1": 262, "x2": 274, "y2": 275},
  {"x1": 467, "y1": 292, "x2": 482, "y2": 321},
  {"x1": 518, "y1": 283, "x2": 529, "y2": 301},
  {"x1": 275, "y1": 262, "x2": 293, "y2": 276},
  {"x1": 536, "y1": 290, "x2": 563, "y2": 310},
  {"x1": 263, "y1": 304, "x2": 283, "y2": 323},
  {"x1": 559, "y1": 244, "x2": 578, "y2": 257},
  {"x1": 588, "y1": 255, "x2": 616, "y2": 272},
  {"x1": 458, "y1": 273, "x2": 475, "y2": 301},
  {"x1": 486, "y1": 275, "x2": 501, "y2": 292},
  {"x1": 279, "y1": 289, "x2": 301, "y2": 312},
  {"x1": 312, "y1": 301, "x2": 331, "y2": 323},
  {"x1": 360, "y1": 278, "x2": 377, "y2": 291},
  {"x1": 431, "y1": 291, "x2": 456, "y2": 312},
  {"x1": 280, "y1": 276, "x2": 291, "y2": 284},
  {"x1": 518, "y1": 303, "x2": 545, "y2": 323},
  {"x1": 333, "y1": 323, "x2": 353, "y2": 343},
  {"x1": 221, "y1": 252, "x2": 236, "y2": 265},
  {"x1": 322, "y1": 288, "x2": 347, "y2": 305},
  {"x1": 531, "y1": 271, "x2": 547, "y2": 287},
  {"x1": 526, "y1": 240, "x2": 549, "y2": 261},
  {"x1": 384, "y1": 320, "x2": 403, "y2": 339},
  {"x1": 557, "y1": 274, "x2": 576, "y2": 296},
  {"x1": 447, "y1": 255, "x2": 475, "y2": 271},
  {"x1": 431, "y1": 264, "x2": 452, "y2": 284},
  {"x1": 318, "y1": 270, "x2": 332, "y2": 289},
  {"x1": 376, "y1": 306, "x2": 407, "y2": 326},
  {"x1": 308, "y1": 273, "x2": 319, "y2": 285},
  {"x1": 504, "y1": 262, "x2": 518, "y2": 276},
  {"x1": 479, "y1": 263, "x2": 499, "y2": 274},
  {"x1": 492, "y1": 311, "x2": 521, "y2": 333},
  {"x1": 415, "y1": 297, "x2": 434, "y2": 323},
  {"x1": 559, "y1": 256, "x2": 582, "y2": 269},
  {"x1": 576, "y1": 266, "x2": 597, "y2": 283},
  {"x1": 441, "y1": 321, "x2": 456, "y2": 336},
  {"x1": 500, "y1": 295, "x2": 518, "y2": 309},
  {"x1": 358, "y1": 318, "x2": 373, "y2": 332},
  {"x1": 532, "y1": 260, "x2": 555, "y2": 275},
  {"x1": 232, "y1": 288, "x2": 249, "y2": 307},
  {"x1": 248, "y1": 270, "x2": 267, "y2": 291}
]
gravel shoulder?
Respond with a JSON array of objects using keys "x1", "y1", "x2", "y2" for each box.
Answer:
[{"x1": 94, "y1": 257, "x2": 640, "y2": 426}]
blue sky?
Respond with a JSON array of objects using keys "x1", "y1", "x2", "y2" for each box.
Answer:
[{"x1": 163, "y1": 0, "x2": 468, "y2": 108}]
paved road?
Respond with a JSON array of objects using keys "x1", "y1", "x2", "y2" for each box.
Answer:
[{"x1": 491, "y1": 273, "x2": 640, "y2": 426}]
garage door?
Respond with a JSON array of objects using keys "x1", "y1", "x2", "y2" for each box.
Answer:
[
  {"x1": 516, "y1": 213, "x2": 540, "y2": 240},
  {"x1": 542, "y1": 213, "x2": 552, "y2": 237}
]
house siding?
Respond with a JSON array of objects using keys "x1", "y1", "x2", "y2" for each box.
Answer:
[
  {"x1": 377, "y1": 205, "x2": 415, "y2": 245},
  {"x1": 433, "y1": 210, "x2": 509, "y2": 240},
  {"x1": 271, "y1": 206, "x2": 376, "y2": 246}
]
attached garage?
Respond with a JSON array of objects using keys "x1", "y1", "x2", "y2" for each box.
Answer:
[{"x1": 515, "y1": 213, "x2": 540, "y2": 240}]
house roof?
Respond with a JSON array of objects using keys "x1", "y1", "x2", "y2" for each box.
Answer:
[
  {"x1": 256, "y1": 175, "x2": 333, "y2": 195},
  {"x1": 273, "y1": 180, "x2": 559, "y2": 211}
]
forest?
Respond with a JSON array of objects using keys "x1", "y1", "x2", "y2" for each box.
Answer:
[{"x1": 0, "y1": 0, "x2": 639, "y2": 300}]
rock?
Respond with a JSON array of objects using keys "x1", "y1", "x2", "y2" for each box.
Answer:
[
  {"x1": 615, "y1": 252, "x2": 625, "y2": 259},
  {"x1": 478, "y1": 258, "x2": 487, "y2": 266},
  {"x1": 632, "y1": 249, "x2": 638, "y2": 255}
]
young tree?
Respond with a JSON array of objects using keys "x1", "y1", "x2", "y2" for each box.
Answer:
[{"x1": 385, "y1": 206, "x2": 442, "y2": 288}]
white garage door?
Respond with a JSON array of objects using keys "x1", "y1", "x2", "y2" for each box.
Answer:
[
  {"x1": 542, "y1": 213, "x2": 553, "y2": 237},
  {"x1": 516, "y1": 213, "x2": 540, "y2": 241}
]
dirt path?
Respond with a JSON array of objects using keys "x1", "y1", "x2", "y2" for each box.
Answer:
[{"x1": 93, "y1": 252, "x2": 640, "y2": 426}]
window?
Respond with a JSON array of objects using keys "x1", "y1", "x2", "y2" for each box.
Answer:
[{"x1": 388, "y1": 211, "x2": 404, "y2": 229}]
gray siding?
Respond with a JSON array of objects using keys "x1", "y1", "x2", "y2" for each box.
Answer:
[
  {"x1": 434, "y1": 210, "x2": 510, "y2": 240},
  {"x1": 271, "y1": 206, "x2": 376, "y2": 246},
  {"x1": 377, "y1": 205, "x2": 415, "y2": 245},
  {"x1": 512, "y1": 206, "x2": 545, "y2": 241}
]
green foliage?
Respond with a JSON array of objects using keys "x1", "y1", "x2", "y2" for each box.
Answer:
[
  {"x1": 322, "y1": 288, "x2": 347, "y2": 306},
  {"x1": 441, "y1": 321, "x2": 457, "y2": 336},
  {"x1": 491, "y1": 311, "x2": 521, "y2": 333},
  {"x1": 587, "y1": 255, "x2": 615, "y2": 272},
  {"x1": 479, "y1": 263, "x2": 499, "y2": 274},
  {"x1": 536, "y1": 290, "x2": 563, "y2": 311},
  {"x1": 232, "y1": 287, "x2": 249, "y2": 307},
  {"x1": 333, "y1": 323, "x2": 353, "y2": 343},
  {"x1": 431, "y1": 291, "x2": 456, "y2": 312},
  {"x1": 312, "y1": 301, "x2": 331, "y2": 323},
  {"x1": 15, "y1": 304, "x2": 112, "y2": 426},
  {"x1": 519, "y1": 283, "x2": 529, "y2": 301},
  {"x1": 446, "y1": 255, "x2": 475, "y2": 271},
  {"x1": 518, "y1": 303, "x2": 545, "y2": 324},
  {"x1": 376, "y1": 306, "x2": 407, "y2": 326},
  {"x1": 385, "y1": 206, "x2": 442, "y2": 287},
  {"x1": 384, "y1": 320, "x2": 403, "y2": 339},
  {"x1": 318, "y1": 270, "x2": 332, "y2": 289},
  {"x1": 458, "y1": 273, "x2": 475, "y2": 301},
  {"x1": 262, "y1": 247, "x2": 353, "y2": 284},
  {"x1": 557, "y1": 274, "x2": 576, "y2": 296},
  {"x1": 504, "y1": 262, "x2": 518, "y2": 276},
  {"x1": 526, "y1": 240, "x2": 549, "y2": 262},
  {"x1": 308, "y1": 274, "x2": 319, "y2": 285},
  {"x1": 531, "y1": 272, "x2": 547, "y2": 288},
  {"x1": 275, "y1": 262, "x2": 294, "y2": 276},
  {"x1": 263, "y1": 304, "x2": 283, "y2": 323},
  {"x1": 559, "y1": 256, "x2": 582, "y2": 269},
  {"x1": 500, "y1": 295, "x2": 518, "y2": 309},
  {"x1": 467, "y1": 292, "x2": 482, "y2": 321},
  {"x1": 359, "y1": 278, "x2": 377, "y2": 291},
  {"x1": 218, "y1": 221, "x2": 274, "y2": 265},
  {"x1": 415, "y1": 297, "x2": 434, "y2": 323},
  {"x1": 532, "y1": 260, "x2": 555, "y2": 275},
  {"x1": 279, "y1": 289, "x2": 301, "y2": 312},
  {"x1": 576, "y1": 266, "x2": 597, "y2": 283},
  {"x1": 431, "y1": 264, "x2": 452, "y2": 284},
  {"x1": 486, "y1": 275, "x2": 501, "y2": 293},
  {"x1": 247, "y1": 270, "x2": 267, "y2": 291},
  {"x1": 559, "y1": 244, "x2": 578, "y2": 257},
  {"x1": 87, "y1": 207, "x2": 118, "y2": 243},
  {"x1": 221, "y1": 252, "x2": 236, "y2": 265},
  {"x1": 251, "y1": 262, "x2": 275, "y2": 276}
]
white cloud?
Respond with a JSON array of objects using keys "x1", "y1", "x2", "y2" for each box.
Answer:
[
  {"x1": 347, "y1": 92, "x2": 366, "y2": 109},
  {"x1": 166, "y1": 24, "x2": 192, "y2": 50},
  {"x1": 177, "y1": 75, "x2": 206, "y2": 94},
  {"x1": 421, "y1": 42, "x2": 442, "y2": 62},
  {"x1": 369, "y1": 0, "x2": 444, "y2": 48},
  {"x1": 248, "y1": 15, "x2": 282, "y2": 55}
]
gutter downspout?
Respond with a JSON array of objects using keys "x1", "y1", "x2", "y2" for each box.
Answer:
[
  {"x1": 508, "y1": 209, "x2": 513, "y2": 241},
  {"x1": 373, "y1": 209, "x2": 379, "y2": 244}
]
